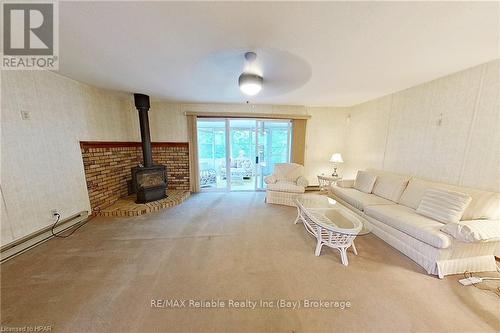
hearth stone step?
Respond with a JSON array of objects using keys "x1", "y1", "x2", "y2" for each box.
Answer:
[{"x1": 95, "y1": 190, "x2": 190, "y2": 217}]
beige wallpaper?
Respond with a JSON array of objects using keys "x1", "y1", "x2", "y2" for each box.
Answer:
[
  {"x1": 147, "y1": 102, "x2": 310, "y2": 143},
  {"x1": 1, "y1": 70, "x2": 136, "y2": 245},
  {"x1": 343, "y1": 59, "x2": 500, "y2": 192},
  {"x1": 303, "y1": 107, "x2": 350, "y2": 180}
]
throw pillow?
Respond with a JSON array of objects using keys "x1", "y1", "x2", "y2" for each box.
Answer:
[
  {"x1": 353, "y1": 171, "x2": 377, "y2": 193},
  {"x1": 440, "y1": 220, "x2": 500, "y2": 242},
  {"x1": 416, "y1": 188, "x2": 472, "y2": 224},
  {"x1": 372, "y1": 174, "x2": 410, "y2": 202}
]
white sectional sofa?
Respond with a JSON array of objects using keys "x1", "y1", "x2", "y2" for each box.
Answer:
[{"x1": 329, "y1": 170, "x2": 500, "y2": 278}]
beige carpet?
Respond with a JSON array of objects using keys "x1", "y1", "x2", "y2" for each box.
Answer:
[{"x1": 1, "y1": 192, "x2": 499, "y2": 333}]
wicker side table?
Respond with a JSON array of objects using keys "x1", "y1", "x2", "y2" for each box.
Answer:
[{"x1": 317, "y1": 175, "x2": 341, "y2": 191}]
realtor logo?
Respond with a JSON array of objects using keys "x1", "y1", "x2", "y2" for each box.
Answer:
[{"x1": 2, "y1": 1, "x2": 59, "y2": 69}]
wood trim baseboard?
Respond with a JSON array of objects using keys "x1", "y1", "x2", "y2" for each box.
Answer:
[
  {"x1": 80, "y1": 141, "x2": 189, "y2": 148},
  {"x1": 184, "y1": 111, "x2": 311, "y2": 120}
]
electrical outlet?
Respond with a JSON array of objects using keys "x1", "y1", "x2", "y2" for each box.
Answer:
[{"x1": 51, "y1": 209, "x2": 60, "y2": 218}]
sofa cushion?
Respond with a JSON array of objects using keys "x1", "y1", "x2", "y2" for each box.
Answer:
[
  {"x1": 274, "y1": 163, "x2": 304, "y2": 182},
  {"x1": 371, "y1": 172, "x2": 410, "y2": 202},
  {"x1": 337, "y1": 179, "x2": 354, "y2": 188},
  {"x1": 267, "y1": 180, "x2": 305, "y2": 194},
  {"x1": 399, "y1": 179, "x2": 429, "y2": 209},
  {"x1": 296, "y1": 176, "x2": 309, "y2": 187},
  {"x1": 440, "y1": 220, "x2": 500, "y2": 243},
  {"x1": 399, "y1": 178, "x2": 500, "y2": 220},
  {"x1": 331, "y1": 186, "x2": 393, "y2": 211},
  {"x1": 364, "y1": 204, "x2": 452, "y2": 249},
  {"x1": 416, "y1": 188, "x2": 472, "y2": 224},
  {"x1": 264, "y1": 175, "x2": 277, "y2": 184},
  {"x1": 354, "y1": 171, "x2": 377, "y2": 193}
]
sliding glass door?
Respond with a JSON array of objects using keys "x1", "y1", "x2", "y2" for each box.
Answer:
[
  {"x1": 197, "y1": 118, "x2": 291, "y2": 191},
  {"x1": 255, "y1": 120, "x2": 292, "y2": 190},
  {"x1": 197, "y1": 119, "x2": 227, "y2": 190},
  {"x1": 229, "y1": 119, "x2": 257, "y2": 190}
]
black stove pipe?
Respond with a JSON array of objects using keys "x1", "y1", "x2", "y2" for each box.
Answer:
[{"x1": 134, "y1": 93, "x2": 153, "y2": 168}]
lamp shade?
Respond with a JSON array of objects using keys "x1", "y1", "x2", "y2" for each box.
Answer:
[{"x1": 330, "y1": 153, "x2": 344, "y2": 163}]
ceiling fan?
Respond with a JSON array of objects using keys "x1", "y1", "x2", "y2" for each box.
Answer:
[{"x1": 238, "y1": 52, "x2": 263, "y2": 96}]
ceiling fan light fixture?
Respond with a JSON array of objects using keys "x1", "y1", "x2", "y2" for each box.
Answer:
[{"x1": 238, "y1": 73, "x2": 263, "y2": 96}]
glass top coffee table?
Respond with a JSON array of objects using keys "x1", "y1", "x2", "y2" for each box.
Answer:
[{"x1": 294, "y1": 194, "x2": 371, "y2": 265}]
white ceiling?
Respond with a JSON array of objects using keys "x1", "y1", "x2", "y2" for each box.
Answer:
[{"x1": 59, "y1": 1, "x2": 500, "y2": 107}]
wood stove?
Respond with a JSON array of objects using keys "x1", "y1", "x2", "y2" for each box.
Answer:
[{"x1": 130, "y1": 93, "x2": 167, "y2": 203}]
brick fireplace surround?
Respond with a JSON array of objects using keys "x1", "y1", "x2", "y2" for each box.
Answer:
[{"x1": 80, "y1": 141, "x2": 190, "y2": 214}]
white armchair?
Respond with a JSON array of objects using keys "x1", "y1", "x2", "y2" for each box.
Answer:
[{"x1": 265, "y1": 163, "x2": 309, "y2": 206}]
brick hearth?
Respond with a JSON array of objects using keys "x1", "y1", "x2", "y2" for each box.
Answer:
[
  {"x1": 95, "y1": 190, "x2": 190, "y2": 217},
  {"x1": 80, "y1": 141, "x2": 190, "y2": 214}
]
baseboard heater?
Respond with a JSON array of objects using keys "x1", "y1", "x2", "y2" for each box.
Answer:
[
  {"x1": 0, "y1": 211, "x2": 89, "y2": 263},
  {"x1": 306, "y1": 185, "x2": 320, "y2": 191}
]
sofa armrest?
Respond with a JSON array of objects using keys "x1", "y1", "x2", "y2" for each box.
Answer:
[
  {"x1": 440, "y1": 220, "x2": 500, "y2": 243},
  {"x1": 264, "y1": 175, "x2": 277, "y2": 184},
  {"x1": 337, "y1": 179, "x2": 354, "y2": 188},
  {"x1": 296, "y1": 176, "x2": 309, "y2": 187}
]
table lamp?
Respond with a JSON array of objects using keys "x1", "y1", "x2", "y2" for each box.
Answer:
[{"x1": 330, "y1": 153, "x2": 344, "y2": 177}]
